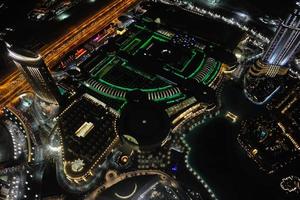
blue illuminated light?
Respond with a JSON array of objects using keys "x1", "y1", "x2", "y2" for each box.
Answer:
[{"x1": 171, "y1": 164, "x2": 178, "y2": 172}]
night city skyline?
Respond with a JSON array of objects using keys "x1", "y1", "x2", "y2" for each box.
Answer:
[{"x1": 0, "y1": 0, "x2": 300, "y2": 200}]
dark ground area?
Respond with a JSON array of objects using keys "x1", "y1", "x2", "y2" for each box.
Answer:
[{"x1": 186, "y1": 82, "x2": 300, "y2": 200}]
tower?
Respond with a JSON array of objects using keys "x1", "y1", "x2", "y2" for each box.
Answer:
[
  {"x1": 249, "y1": 2, "x2": 300, "y2": 77},
  {"x1": 6, "y1": 44, "x2": 62, "y2": 105},
  {"x1": 245, "y1": 2, "x2": 300, "y2": 104},
  {"x1": 262, "y1": 3, "x2": 300, "y2": 67}
]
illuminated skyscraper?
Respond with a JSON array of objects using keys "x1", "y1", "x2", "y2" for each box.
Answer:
[
  {"x1": 6, "y1": 44, "x2": 62, "y2": 105},
  {"x1": 245, "y1": 2, "x2": 300, "y2": 104},
  {"x1": 262, "y1": 3, "x2": 300, "y2": 66},
  {"x1": 250, "y1": 2, "x2": 300, "y2": 77}
]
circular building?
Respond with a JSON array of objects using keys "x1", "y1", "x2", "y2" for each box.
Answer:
[
  {"x1": 94, "y1": 171, "x2": 192, "y2": 200},
  {"x1": 0, "y1": 123, "x2": 14, "y2": 168},
  {"x1": 0, "y1": 107, "x2": 34, "y2": 169},
  {"x1": 118, "y1": 92, "x2": 170, "y2": 150}
]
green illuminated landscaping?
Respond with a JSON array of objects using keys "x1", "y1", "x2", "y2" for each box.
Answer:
[{"x1": 82, "y1": 20, "x2": 223, "y2": 105}]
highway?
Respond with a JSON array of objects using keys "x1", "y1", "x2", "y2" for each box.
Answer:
[
  {"x1": 41, "y1": 0, "x2": 138, "y2": 67},
  {"x1": 0, "y1": 0, "x2": 138, "y2": 107},
  {"x1": 0, "y1": 72, "x2": 32, "y2": 106}
]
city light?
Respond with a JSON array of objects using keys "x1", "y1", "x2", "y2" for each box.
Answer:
[
  {"x1": 0, "y1": 0, "x2": 300, "y2": 199},
  {"x1": 7, "y1": 49, "x2": 41, "y2": 63},
  {"x1": 206, "y1": 0, "x2": 221, "y2": 7},
  {"x1": 56, "y1": 13, "x2": 70, "y2": 21},
  {"x1": 234, "y1": 11, "x2": 251, "y2": 22}
]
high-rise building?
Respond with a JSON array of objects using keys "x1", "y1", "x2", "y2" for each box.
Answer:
[
  {"x1": 249, "y1": 1, "x2": 300, "y2": 77},
  {"x1": 6, "y1": 44, "x2": 62, "y2": 105},
  {"x1": 262, "y1": 3, "x2": 300, "y2": 67},
  {"x1": 244, "y1": 2, "x2": 300, "y2": 104}
]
